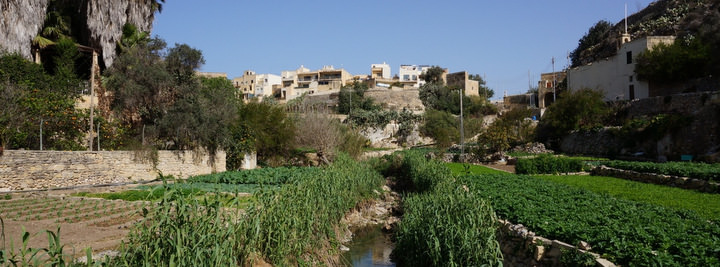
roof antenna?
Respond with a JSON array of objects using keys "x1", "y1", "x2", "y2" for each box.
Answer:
[{"x1": 621, "y1": 3, "x2": 632, "y2": 44}]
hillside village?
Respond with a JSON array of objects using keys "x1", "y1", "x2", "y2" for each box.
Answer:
[{"x1": 1, "y1": 0, "x2": 720, "y2": 266}]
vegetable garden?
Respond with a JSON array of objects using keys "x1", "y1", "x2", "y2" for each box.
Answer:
[{"x1": 2, "y1": 150, "x2": 719, "y2": 266}]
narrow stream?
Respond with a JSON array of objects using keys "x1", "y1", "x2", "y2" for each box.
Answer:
[{"x1": 341, "y1": 225, "x2": 396, "y2": 267}]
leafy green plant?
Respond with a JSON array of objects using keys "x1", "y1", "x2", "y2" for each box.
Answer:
[
  {"x1": 599, "y1": 160, "x2": 720, "y2": 181},
  {"x1": 535, "y1": 175, "x2": 720, "y2": 220},
  {"x1": 515, "y1": 154, "x2": 586, "y2": 174},
  {"x1": 461, "y1": 173, "x2": 720, "y2": 266}
]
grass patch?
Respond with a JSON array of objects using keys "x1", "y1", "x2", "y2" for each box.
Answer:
[
  {"x1": 446, "y1": 163, "x2": 506, "y2": 175},
  {"x1": 535, "y1": 175, "x2": 720, "y2": 221}
]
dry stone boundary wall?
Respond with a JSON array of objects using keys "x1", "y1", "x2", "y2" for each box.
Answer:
[
  {"x1": 591, "y1": 165, "x2": 720, "y2": 193},
  {"x1": 0, "y1": 150, "x2": 226, "y2": 191}
]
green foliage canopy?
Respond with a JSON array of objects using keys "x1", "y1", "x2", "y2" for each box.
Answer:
[{"x1": 536, "y1": 89, "x2": 609, "y2": 144}]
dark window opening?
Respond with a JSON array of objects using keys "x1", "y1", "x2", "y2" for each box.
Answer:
[{"x1": 626, "y1": 51, "x2": 633, "y2": 64}]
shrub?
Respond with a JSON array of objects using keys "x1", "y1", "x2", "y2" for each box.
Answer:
[{"x1": 515, "y1": 154, "x2": 585, "y2": 174}]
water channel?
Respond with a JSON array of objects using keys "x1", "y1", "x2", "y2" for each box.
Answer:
[{"x1": 340, "y1": 225, "x2": 396, "y2": 267}]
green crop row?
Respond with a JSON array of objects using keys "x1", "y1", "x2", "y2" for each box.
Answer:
[
  {"x1": 516, "y1": 154, "x2": 587, "y2": 174},
  {"x1": 598, "y1": 160, "x2": 720, "y2": 181},
  {"x1": 391, "y1": 151, "x2": 503, "y2": 266},
  {"x1": 187, "y1": 166, "x2": 320, "y2": 185},
  {"x1": 535, "y1": 175, "x2": 720, "y2": 221},
  {"x1": 460, "y1": 173, "x2": 720, "y2": 266}
]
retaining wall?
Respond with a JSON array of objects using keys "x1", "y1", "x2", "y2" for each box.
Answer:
[
  {"x1": 498, "y1": 220, "x2": 615, "y2": 267},
  {"x1": 0, "y1": 150, "x2": 225, "y2": 191},
  {"x1": 591, "y1": 165, "x2": 720, "y2": 193}
]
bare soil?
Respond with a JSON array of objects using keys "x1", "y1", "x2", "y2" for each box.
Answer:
[
  {"x1": 0, "y1": 183, "x2": 156, "y2": 258},
  {"x1": 483, "y1": 163, "x2": 516, "y2": 173}
]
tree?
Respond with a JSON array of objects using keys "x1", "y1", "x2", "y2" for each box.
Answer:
[
  {"x1": 570, "y1": 20, "x2": 612, "y2": 67},
  {"x1": 476, "y1": 108, "x2": 534, "y2": 154},
  {"x1": 295, "y1": 112, "x2": 343, "y2": 164},
  {"x1": 635, "y1": 36, "x2": 711, "y2": 83},
  {"x1": 117, "y1": 23, "x2": 150, "y2": 54},
  {"x1": 469, "y1": 74, "x2": 494, "y2": 100},
  {"x1": 237, "y1": 101, "x2": 296, "y2": 165},
  {"x1": 420, "y1": 66, "x2": 445, "y2": 84},
  {"x1": 419, "y1": 82, "x2": 459, "y2": 114},
  {"x1": 535, "y1": 89, "x2": 609, "y2": 146},
  {"x1": 0, "y1": 53, "x2": 86, "y2": 150},
  {"x1": 421, "y1": 109, "x2": 483, "y2": 152},
  {"x1": 0, "y1": 82, "x2": 27, "y2": 150},
  {"x1": 104, "y1": 37, "x2": 172, "y2": 133},
  {"x1": 337, "y1": 82, "x2": 378, "y2": 114},
  {"x1": 165, "y1": 43, "x2": 205, "y2": 85}
]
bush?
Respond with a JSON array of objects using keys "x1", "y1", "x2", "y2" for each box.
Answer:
[{"x1": 515, "y1": 154, "x2": 586, "y2": 174}]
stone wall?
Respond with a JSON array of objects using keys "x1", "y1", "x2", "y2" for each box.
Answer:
[
  {"x1": 498, "y1": 220, "x2": 616, "y2": 267},
  {"x1": 0, "y1": 150, "x2": 226, "y2": 191},
  {"x1": 591, "y1": 166, "x2": 720, "y2": 193},
  {"x1": 627, "y1": 91, "x2": 720, "y2": 118},
  {"x1": 560, "y1": 91, "x2": 720, "y2": 161}
]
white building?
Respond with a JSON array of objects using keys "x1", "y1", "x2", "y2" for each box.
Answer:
[
  {"x1": 254, "y1": 73, "x2": 282, "y2": 98},
  {"x1": 371, "y1": 62, "x2": 392, "y2": 79},
  {"x1": 568, "y1": 36, "x2": 675, "y2": 101},
  {"x1": 398, "y1": 64, "x2": 435, "y2": 88}
]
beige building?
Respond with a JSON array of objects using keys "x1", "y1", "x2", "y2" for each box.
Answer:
[
  {"x1": 568, "y1": 36, "x2": 675, "y2": 101},
  {"x1": 281, "y1": 65, "x2": 353, "y2": 100},
  {"x1": 233, "y1": 70, "x2": 257, "y2": 100},
  {"x1": 537, "y1": 71, "x2": 567, "y2": 108},
  {"x1": 446, "y1": 71, "x2": 479, "y2": 96}
]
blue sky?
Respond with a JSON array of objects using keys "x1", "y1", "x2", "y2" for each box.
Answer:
[{"x1": 152, "y1": 0, "x2": 654, "y2": 99}]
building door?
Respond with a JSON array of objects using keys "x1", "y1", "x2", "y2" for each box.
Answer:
[{"x1": 629, "y1": 85, "x2": 635, "y2": 100}]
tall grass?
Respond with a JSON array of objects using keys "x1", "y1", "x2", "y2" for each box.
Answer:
[
  {"x1": 109, "y1": 154, "x2": 384, "y2": 266},
  {"x1": 239, "y1": 154, "x2": 384, "y2": 265},
  {"x1": 109, "y1": 186, "x2": 243, "y2": 266},
  {"x1": 390, "y1": 151, "x2": 503, "y2": 266}
]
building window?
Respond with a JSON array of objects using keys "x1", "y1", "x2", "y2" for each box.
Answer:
[
  {"x1": 403, "y1": 75, "x2": 410, "y2": 81},
  {"x1": 626, "y1": 51, "x2": 632, "y2": 64},
  {"x1": 412, "y1": 75, "x2": 417, "y2": 81},
  {"x1": 629, "y1": 85, "x2": 635, "y2": 100},
  {"x1": 629, "y1": 75, "x2": 633, "y2": 82}
]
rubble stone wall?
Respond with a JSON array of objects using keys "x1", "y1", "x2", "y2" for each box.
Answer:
[
  {"x1": 498, "y1": 220, "x2": 616, "y2": 267},
  {"x1": 0, "y1": 150, "x2": 225, "y2": 191}
]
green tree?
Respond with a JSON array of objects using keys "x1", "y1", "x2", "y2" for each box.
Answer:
[
  {"x1": 420, "y1": 66, "x2": 445, "y2": 84},
  {"x1": 0, "y1": 53, "x2": 86, "y2": 150},
  {"x1": 476, "y1": 108, "x2": 534, "y2": 154},
  {"x1": 237, "y1": 101, "x2": 296, "y2": 166},
  {"x1": 104, "y1": 37, "x2": 172, "y2": 134},
  {"x1": 535, "y1": 89, "x2": 609, "y2": 146},
  {"x1": 570, "y1": 20, "x2": 612, "y2": 67},
  {"x1": 337, "y1": 81, "x2": 378, "y2": 114},
  {"x1": 117, "y1": 23, "x2": 150, "y2": 54},
  {"x1": 166, "y1": 43, "x2": 205, "y2": 85},
  {"x1": 421, "y1": 109, "x2": 483, "y2": 151},
  {"x1": 635, "y1": 36, "x2": 711, "y2": 83}
]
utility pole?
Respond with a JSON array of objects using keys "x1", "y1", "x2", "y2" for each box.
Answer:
[
  {"x1": 40, "y1": 118, "x2": 43, "y2": 150},
  {"x1": 552, "y1": 57, "x2": 557, "y2": 104},
  {"x1": 459, "y1": 88, "x2": 464, "y2": 162},
  {"x1": 88, "y1": 50, "x2": 97, "y2": 150}
]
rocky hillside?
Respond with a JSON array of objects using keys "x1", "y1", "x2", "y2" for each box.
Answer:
[
  {"x1": 0, "y1": 0, "x2": 161, "y2": 67},
  {"x1": 573, "y1": 0, "x2": 720, "y2": 67}
]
